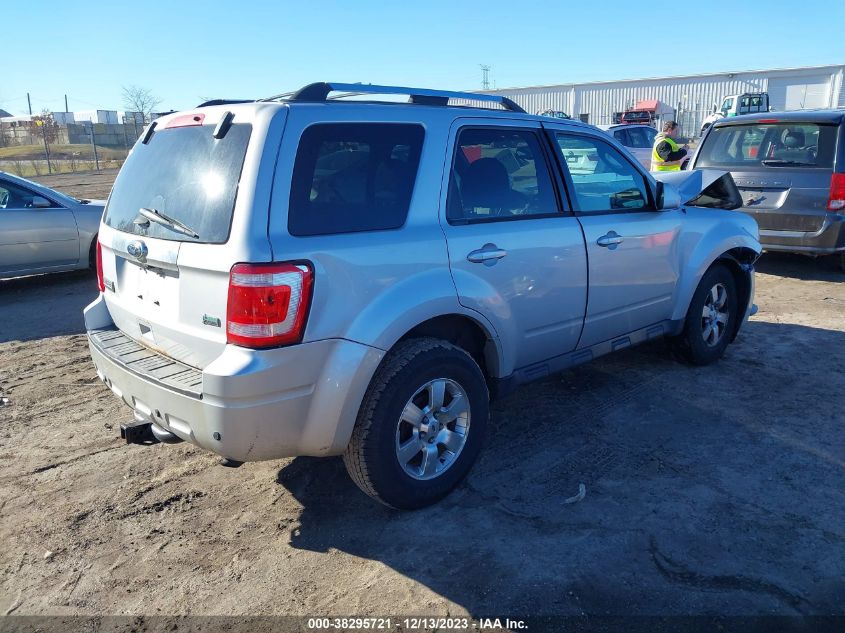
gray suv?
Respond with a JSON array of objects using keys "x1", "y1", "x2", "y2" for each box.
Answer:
[
  {"x1": 85, "y1": 83, "x2": 760, "y2": 508},
  {"x1": 692, "y1": 109, "x2": 845, "y2": 271}
]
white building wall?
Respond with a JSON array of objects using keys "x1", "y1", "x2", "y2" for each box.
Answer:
[{"x1": 487, "y1": 65, "x2": 845, "y2": 134}]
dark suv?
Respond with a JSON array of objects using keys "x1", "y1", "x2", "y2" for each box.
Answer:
[{"x1": 692, "y1": 110, "x2": 845, "y2": 271}]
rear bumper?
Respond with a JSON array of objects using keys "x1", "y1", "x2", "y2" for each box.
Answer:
[
  {"x1": 84, "y1": 295, "x2": 384, "y2": 462},
  {"x1": 759, "y1": 214, "x2": 845, "y2": 255}
]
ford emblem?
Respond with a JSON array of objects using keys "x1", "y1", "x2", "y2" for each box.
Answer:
[{"x1": 127, "y1": 240, "x2": 148, "y2": 262}]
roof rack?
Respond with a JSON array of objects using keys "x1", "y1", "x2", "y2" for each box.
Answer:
[
  {"x1": 260, "y1": 82, "x2": 526, "y2": 113},
  {"x1": 196, "y1": 99, "x2": 254, "y2": 108}
]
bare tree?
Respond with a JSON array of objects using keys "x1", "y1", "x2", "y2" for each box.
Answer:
[
  {"x1": 122, "y1": 85, "x2": 162, "y2": 123},
  {"x1": 33, "y1": 110, "x2": 60, "y2": 144}
]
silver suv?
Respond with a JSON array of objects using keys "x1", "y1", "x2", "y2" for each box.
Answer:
[{"x1": 85, "y1": 83, "x2": 761, "y2": 508}]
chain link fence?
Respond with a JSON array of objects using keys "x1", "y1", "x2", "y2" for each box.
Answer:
[{"x1": 0, "y1": 117, "x2": 140, "y2": 177}]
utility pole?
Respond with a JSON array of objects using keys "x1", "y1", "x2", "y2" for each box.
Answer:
[
  {"x1": 480, "y1": 65, "x2": 491, "y2": 91},
  {"x1": 88, "y1": 123, "x2": 100, "y2": 171},
  {"x1": 27, "y1": 93, "x2": 32, "y2": 115}
]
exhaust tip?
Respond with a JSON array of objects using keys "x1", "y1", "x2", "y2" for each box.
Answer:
[{"x1": 150, "y1": 423, "x2": 184, "y2": 444}]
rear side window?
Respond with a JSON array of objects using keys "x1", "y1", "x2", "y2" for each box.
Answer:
[
  {"x1": 697, "y1": 123, "x2": 837, "y2": 169},
  {"x1": 104, "y1": 123, "x2": 252, "y2": 243},
  {"x1": 625, "y1": 126, "x2": 656, "y2": 148},
  {"x1": 288, "y1": 123, "x2": 424, "y2": 236}
]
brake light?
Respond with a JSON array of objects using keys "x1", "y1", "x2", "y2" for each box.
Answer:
[
  {"x1": 96, "y1": 239, "x2": 105, "y2": 292},
  {"x1": 164, "y1": 113, "x2": 205, "y2": 129},
  {"x1": 758, "y1": 118, "x2": 779, "y2": 123},
  {"x1": 828, "y1": 173, "x2": 845, "y2": 213},
  {"x1": 226, "y1": 262, "x2": 313, "y2": 348}
]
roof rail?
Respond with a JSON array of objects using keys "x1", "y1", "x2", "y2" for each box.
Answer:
[
  {"x1": 196, "y1": 99, "x2": 254, "y2": 108},
  {"x1": 261, "y1": 82, "x2": 526, "y2": 113}
]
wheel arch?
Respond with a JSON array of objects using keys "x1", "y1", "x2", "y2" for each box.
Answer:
[
  {"x1": 714, "y1": 247, "x2": 757, "y2": 342},
  {"x1": 395, "y1": 314, "x2": 502, "y2": 384}
]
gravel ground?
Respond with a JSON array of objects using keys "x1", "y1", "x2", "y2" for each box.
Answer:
[
  {"x1": 1, "y1": 252, "x2": 843, "y2": 621},
  {"x1": 3, "y1": 172, "x2": 844, "y2": 622}
]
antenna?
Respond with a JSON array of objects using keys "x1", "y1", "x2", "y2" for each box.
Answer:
[{"x1": 480, "y1": 65, "x2": 491, "y2": 91}]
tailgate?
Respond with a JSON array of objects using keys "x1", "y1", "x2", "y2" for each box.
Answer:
[
  {"x1": 97, "y1": 105, "x2": 281, "y2": 369},
  {"x1": 732, "y1": 171, "x2": 832, "y2": 232}
]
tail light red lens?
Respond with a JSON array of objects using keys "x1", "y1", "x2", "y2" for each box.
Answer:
[
  {"x1": 96, "y1": 239, "x2": 105, "y2": 292},
  {"x1": 226, "y1": 262, "x2": 313, "y2": 348},
  {"x1": 827, "y1": 173, "x2": 845, "y2": 213}
]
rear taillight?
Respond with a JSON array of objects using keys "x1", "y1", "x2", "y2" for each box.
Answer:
[
  {"x1": 96, "y1": 240, "x2": 105, "y2": 292},
  {"x1": 226, "y1": 262, "x2": 313, "y2": 348},
  {"x1": 827, "y1": 173, "x2": 845, "y2": 213}
]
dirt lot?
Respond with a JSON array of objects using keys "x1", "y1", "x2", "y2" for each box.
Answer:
[
  {"x1": 1, "y1": 174, "x2": 844, "y2": 622},
  {"x1": 27, "y1": 169, "x2": 119, "y2": 200}
]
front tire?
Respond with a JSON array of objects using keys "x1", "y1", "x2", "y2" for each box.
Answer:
[
  {"x1": 670, "y1": 264, "x2": 738, "y2": 366},
  {"x1": 343, "y1": 338, "x2": 489, "y2": 509}
]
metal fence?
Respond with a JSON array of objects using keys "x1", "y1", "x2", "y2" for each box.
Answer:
[{"x1": 0, "y1": 120, "x2": 136, "y2": 177}]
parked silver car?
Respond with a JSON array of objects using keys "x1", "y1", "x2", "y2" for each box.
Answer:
[
  {"x1": 0, "y1": 172, "x2": 105, "y2": 279},
  {"x1": 84, "y1": 83, "x2": 760, "y2": 508},
  {"x1": 599, "y1": 124, "x2": 692, "y2": 171},
  {"x1": 691, "y1": 109, "x2": 845, "y2": 271},
  {"x1": 598, "y1": 124, "x2": 658, "y2": 170}
]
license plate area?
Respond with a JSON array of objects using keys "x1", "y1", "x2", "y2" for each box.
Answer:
[
  {"x1": 116, "y1": 258, "x2": 180, "y2": 321},
  {"x1": 738, "y1": 187, "x2": 788, "y2": 210}
]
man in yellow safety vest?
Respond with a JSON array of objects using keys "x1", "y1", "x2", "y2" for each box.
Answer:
[{"x1": 651, "y1": 121, "x2": 688, "y2": 171}]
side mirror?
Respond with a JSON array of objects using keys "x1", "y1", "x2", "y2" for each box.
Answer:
[
  {"x1": 658, "y1": 182, "x2": 682, "y2": 210},
  {"x1": 30, "y1": 196, "x2": 52, "y2": 208}
]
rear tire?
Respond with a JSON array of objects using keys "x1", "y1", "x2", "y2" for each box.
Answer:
[
  {"x1": 343, "y1": 338, "x2": 489, "y2": 509},
  {"x1": 88, "y1": 236, "x2": 98, "y2": 270},
  {"x1": 670, "y1": 264, "x2": 738, "y2": 366}
]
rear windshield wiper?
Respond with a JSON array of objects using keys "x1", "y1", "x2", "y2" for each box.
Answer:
[
  {"x1": 136, "y1": 207, "x2": 200, "y2": 239},
  {"x1": 761, "y1": 159, "x2": 817, "y2": 167}
]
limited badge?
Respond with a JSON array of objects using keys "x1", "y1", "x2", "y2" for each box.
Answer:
[{"x1": 202, "y1": 314, "x2": 221, "y2": 328}]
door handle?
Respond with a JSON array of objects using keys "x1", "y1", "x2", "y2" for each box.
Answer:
[
  {"x1": 467, "y1": 245, "x2": 508, "y2": 264},
  {"x1": 596, "y1": 231, "x2": 624, "y2": 249}
]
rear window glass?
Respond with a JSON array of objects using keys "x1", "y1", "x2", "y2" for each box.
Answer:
[
  {"x1": 288, "y1": 123, "x2": 424, "y2": 236},
  {"x1": 104, "y1": 123, "x2": 252, "y2": 243},
  {"x1": 696, "y1": 123, "x2": 837, "y2": 169}
]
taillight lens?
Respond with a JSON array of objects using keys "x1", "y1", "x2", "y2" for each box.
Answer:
[
  {"x1": 96, "y1": 239, "x2": 105, "y2": 292},
  {"x1": 827, "y1": 173, "x2": 845, "y2": 213},
  {"x1": 226, "y1": 262, "x2": 313, "y2": 348}
]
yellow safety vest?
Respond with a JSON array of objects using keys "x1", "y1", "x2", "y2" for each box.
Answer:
[{"x1": 651, "y1": 135, "x2": 683, "y2": 171}]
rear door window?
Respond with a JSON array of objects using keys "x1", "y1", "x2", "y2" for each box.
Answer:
[
  {"x1": 288, "y1": 123, "x2": 424, "y2": 236},
  {"x1": 104, "y1": 123, "x2": 252, "y2": 243},
  {"x1": 446, "y1": 127, "x2": 560, "y2": 223},
  {"x1": 696, "y1": 123, "x2": 837, "y2": 169}
]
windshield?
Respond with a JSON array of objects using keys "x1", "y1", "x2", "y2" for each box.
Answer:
[
  {"x1": 696, "y1": 123, "x2": 837, "y2": 170},
  {"x1": 103, "y1": 123, "x2": 252, "y2": 243},
  {"x1": 623, "y1": 112, "x2": 651, "y2": 123}
]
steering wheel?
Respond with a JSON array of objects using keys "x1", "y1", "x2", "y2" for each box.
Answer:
[{"x1": 0, "y1": 190, "x2": 8, "y2": 209}]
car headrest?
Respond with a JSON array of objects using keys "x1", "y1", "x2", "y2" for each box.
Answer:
[
  {"x1": 783, "y1": 130, "x2": 805, "y2": 148},
  {"x1": 461, "y1": 158, "x2": 511, "y2": 209}
]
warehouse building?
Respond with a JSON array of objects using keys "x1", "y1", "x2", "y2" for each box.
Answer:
[{"x1": 484, "y1": 64, "x2": 845, "y2": 135}]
